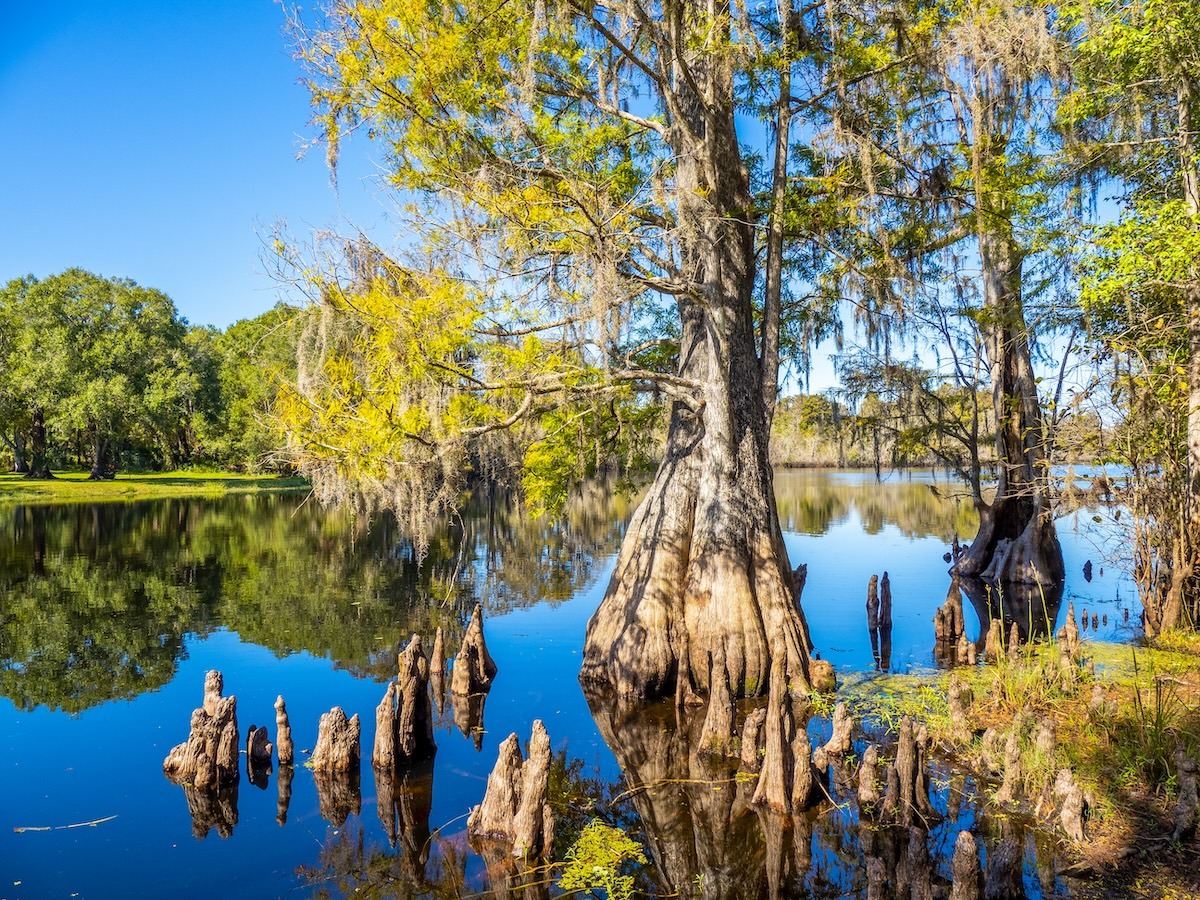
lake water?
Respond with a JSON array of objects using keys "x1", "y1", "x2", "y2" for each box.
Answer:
[{"x1": 0, "y1": 470, "x2": 1132, "y2": 898}]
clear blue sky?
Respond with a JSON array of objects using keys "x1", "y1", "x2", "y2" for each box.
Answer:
[{"x1": 0, "y1": 0, "x2": 389, "y2": 329}]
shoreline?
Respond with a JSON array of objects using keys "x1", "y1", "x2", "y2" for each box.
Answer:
[{"x1": 0, "y1": 471, "x2": 310, "y2": 506}]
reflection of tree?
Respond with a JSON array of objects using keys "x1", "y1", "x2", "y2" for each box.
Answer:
[
  {"x1": 0, "y1": 488, "x2": 630, "y2": 712},
  {"x1": 773, "y1": 473, "x2": 978, "y2": 542},
  {"x1": 957, "y1": 576, "x2": 1065, "y2": 646}
]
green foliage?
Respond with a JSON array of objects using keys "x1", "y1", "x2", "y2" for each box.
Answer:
[{"x1": 558, "y1": 819, "x2": 647, "y2": 900}]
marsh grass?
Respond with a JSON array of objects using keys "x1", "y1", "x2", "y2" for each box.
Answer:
[{"x1": 0, "y1": 471, "x2": 309, "y2": 505}]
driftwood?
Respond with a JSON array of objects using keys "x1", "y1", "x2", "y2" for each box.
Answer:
[
  {"x1": 467, "y1": 720, "x2": 554, "y2": 860},
  {"x1": 310, "y1": 706, "x2": 361, "y2": 774},
  {"x1": 452, "y1": 604, "x2": 498, "y2": 696},
  {"x1": 982, "y1": 838, "x2": 1023, "y2": 899},
  {"x1": 950, "y1": 831, "x2": 982, "y2": 900},
  {"x1": 700, "y1": 643, "x2": 736, "y2": 756},
  {"x1": 275, "y1": 695, "x2": 293, "y2": 766},
  {"x1": 163, "y1": 670, "x2": 239, "y2": 792}
]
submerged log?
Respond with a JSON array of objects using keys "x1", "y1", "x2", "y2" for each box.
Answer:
[
  {"x1": 452, "y1": 604, "x2": 498, "y2": 696},
  {"x1": 275, "y1": 695, "x2": 293, "y2": 767},
  {"x1": 310, "y1": 706, "x2": 361, "y2": 774},
  {"x1": 950, "y1": 831, "x2": 982, "y2": 900},
  {"x1": 467, "y1": 720, "x2": 554, "y2": 860},
  {"x1": 163, "y1": 669, "x2": 239, "y2": 791}
]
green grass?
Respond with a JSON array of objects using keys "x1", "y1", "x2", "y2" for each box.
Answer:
[{"x1": 0, "y1": 470, "x2": 310, "y2": 505}]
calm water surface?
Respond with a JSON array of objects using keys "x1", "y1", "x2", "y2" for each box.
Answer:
[{"x1": 0, "y1": 470, "x2": 1132, "y2": 898}]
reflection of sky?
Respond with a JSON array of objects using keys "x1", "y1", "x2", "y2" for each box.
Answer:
[{"x1": 0, "y1": 472, "x2": 1141, "y2": 897}]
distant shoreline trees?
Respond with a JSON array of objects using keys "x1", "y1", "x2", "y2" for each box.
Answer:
[{"x1": 0, "y1": 269, "x2": 299, "y2": 477}]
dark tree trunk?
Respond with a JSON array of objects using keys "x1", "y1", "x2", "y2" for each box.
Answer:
[
  {"x1": 25, "y1": 408, "x2": 52, "y2": 479},
  {"x1": 953, "y1": 232, "x2": 1062, "y2": 586},
  {"x1": 580, "y1": 30, "x2": 814, "y2": 700},
  {"x1": 89, "y1": 432, "x2": 112, "y2": 480},
  {"x1": 11, "y1": 431, "x2": 28, "y2": 473}
]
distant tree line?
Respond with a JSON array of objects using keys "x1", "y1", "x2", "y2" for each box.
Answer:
[{"x1": 0, "y1": 269, "x2": 300, "y2": 478}]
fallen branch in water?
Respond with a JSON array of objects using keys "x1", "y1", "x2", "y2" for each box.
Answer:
[{"x1": 14, "y1": 815, "x2": 118, "y2": 833}]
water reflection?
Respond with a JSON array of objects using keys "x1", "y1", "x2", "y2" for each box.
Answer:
[
  {"x1": 958, "y1": 576, "x2": 1066, "y2": 646},
  {"x1": 0, "y1": 491, "x2": 630, "y2": 712}
]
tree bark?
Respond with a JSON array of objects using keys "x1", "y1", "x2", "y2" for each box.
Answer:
[
  {"x1": 10, "y1": 431, "x2": 28, "y2": 473},
  {"x1": 953, "y1": 231, "x2": 1062, "y2": 587},
  {"x1": 25, "y1": 408, "x2": 51, "y2": 479},
  {"x1": 580, "y1": 7, "x2": 815, "y2": 702}
]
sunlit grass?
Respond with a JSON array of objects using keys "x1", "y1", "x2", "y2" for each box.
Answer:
[{"x1": 0, "y1": 470, "x2": 310, "y2": 505}]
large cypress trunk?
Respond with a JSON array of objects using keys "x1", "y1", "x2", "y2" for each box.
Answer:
[
  {"x1": 580, "y1": 33, "x2": 814, "y2": 700},
  {"x1": 953, "y1": 231, "x2": 1063, "y2": 586}
]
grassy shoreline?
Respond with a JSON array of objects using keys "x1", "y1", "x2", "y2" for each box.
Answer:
[
  {"x1": 838, "y1": 630, "x2": 1200, "y2": 895},
  {"x1": 0, "y1": 471, "x2": 311, "y2": 505}
]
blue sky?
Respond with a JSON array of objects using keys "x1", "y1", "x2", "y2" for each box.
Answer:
[{"x1": 0, "y1": 0, "x2": 390, "y2": 329}]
